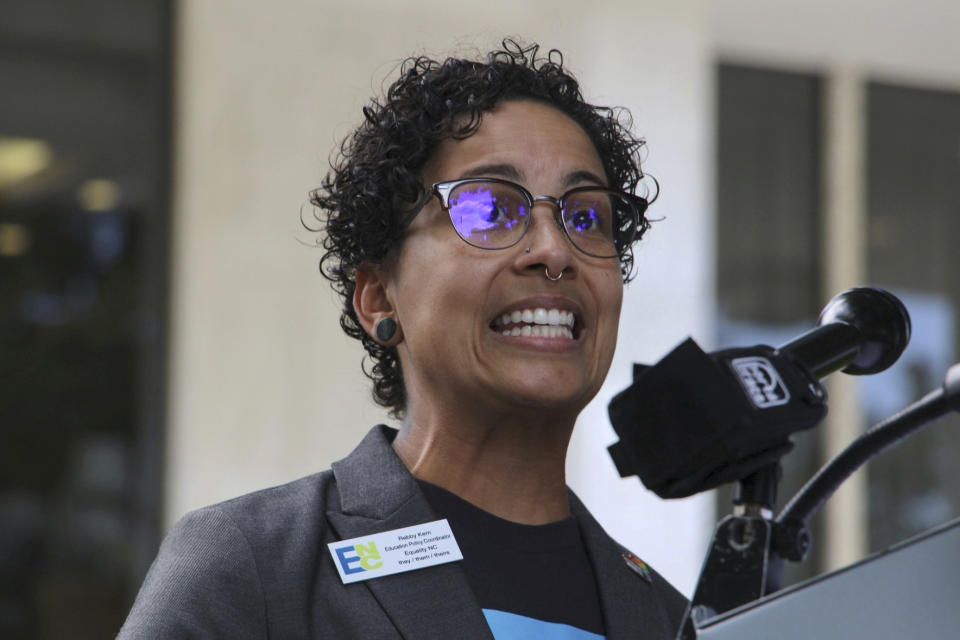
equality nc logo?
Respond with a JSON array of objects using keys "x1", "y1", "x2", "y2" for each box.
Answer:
[{"x1": 334, "y1": 541, "x2": 383, "y2": 575}]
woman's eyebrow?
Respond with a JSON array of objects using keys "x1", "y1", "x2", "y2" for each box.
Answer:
[
  {"x1": 454, "y1": 164, "x2": 607, "y2": 188},
  {"x1": 456, "y1": 163, "x2": 524, "y2": 181},
  {"x1": 563, "y1": 169, "x2": 607, "y2": 188}
]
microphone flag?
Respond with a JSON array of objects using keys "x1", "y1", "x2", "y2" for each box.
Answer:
[{"x1": 607, "y1": 338, "x2": 828, "y2": 499}]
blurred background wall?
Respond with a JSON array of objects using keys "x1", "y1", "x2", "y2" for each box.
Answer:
[{"x1": 1, "y1": 0, "x2": 958, "y2": 637}]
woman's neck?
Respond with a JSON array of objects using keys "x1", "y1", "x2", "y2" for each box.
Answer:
[{"x1": 392, "y1": 405, "x2": 576, "y2": 525}]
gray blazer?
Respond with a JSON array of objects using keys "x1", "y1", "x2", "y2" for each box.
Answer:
[{"x1": 118, "y1": 425, "x2": 687, "y2": 638}]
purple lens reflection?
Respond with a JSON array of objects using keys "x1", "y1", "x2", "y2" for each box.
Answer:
[
  {"x1": 563, "y1": 192, "x2": 617, "y2": 254},
  {"x1": 449, "y1": 183, "x2": 527, "y2": 247}
]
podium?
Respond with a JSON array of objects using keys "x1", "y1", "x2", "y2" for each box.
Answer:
[{"x1": 696, "y1": 517, "x2": 960, "y2": 639}]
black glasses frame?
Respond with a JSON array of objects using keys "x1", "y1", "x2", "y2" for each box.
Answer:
[{"x1": 399, "y1": 177, "x2": 651, "y2": 258}]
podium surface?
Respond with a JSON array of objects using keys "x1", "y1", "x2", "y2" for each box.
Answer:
[{"x1": 697, "y1": 517, "x2": 960, "y2": 639}]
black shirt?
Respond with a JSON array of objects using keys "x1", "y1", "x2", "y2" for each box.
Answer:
[{"x1": 418, "y1": 480, "x2": 606, "y2": 639}]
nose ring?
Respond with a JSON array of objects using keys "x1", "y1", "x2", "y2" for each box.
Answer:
[{"x1": 545, "y1": 267, "x2": 564, "y2": 281}]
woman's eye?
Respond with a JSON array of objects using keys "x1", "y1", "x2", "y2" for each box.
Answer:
[
  {"x1": 570, "y1": 209, "x2": 601, "y2": 231},
  {"x1": 484, "y1": 202, "x2": 507, "y2": 223}
]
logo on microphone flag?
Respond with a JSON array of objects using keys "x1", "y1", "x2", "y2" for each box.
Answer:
[{"x1": 730, "y1": 356, "x2": 791, "y2": 408}]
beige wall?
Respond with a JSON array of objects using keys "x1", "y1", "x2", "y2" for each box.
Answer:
[
  {"x1": 711, "y1": 0, "x2": 960, "y2": 88},
  {"x1": 169, "y1": 0, "x2": 714, "y2": 594}
]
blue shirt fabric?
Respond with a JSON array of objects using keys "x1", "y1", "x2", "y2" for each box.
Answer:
[{"x1": 483, "y1": 609, "x2": 606, "y2": 639}]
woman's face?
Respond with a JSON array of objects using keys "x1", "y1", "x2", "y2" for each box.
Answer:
[{"x1": 385, "y1": 100, "x2": 624, "y2": 419}]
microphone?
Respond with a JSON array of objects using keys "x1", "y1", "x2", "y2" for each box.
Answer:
[
  {"x1": 607, "y1": 287, "x2": 911, "y2": 499},
  {"x1": 777, "y1": 287, "x2": 910, "y2": 378}
]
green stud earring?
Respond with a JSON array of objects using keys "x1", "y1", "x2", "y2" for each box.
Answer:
[{"x1": 376, "y1": 317, "x2": 397, "y2": 342}]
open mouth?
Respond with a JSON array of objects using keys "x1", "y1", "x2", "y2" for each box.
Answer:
[{"x1": 490, "y1": 307, "x2": 580, "y2": 340}]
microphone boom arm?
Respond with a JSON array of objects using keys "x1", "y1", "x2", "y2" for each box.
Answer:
[{"x1": 778, "y1": 362, "x2": 960, "y2": 526}]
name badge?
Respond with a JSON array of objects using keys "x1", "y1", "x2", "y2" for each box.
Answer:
[{"x1": 328, "y1": 519, "x2": 463, "y2": 584}]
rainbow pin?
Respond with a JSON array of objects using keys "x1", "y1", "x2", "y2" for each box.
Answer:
[{"x1": 622, "y1": 552, "x2": 652, "y2": 584}]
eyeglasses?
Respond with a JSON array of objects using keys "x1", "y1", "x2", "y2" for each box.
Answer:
[{"x1": 399, "y1": 178, "x2": 650, "y2": 258}]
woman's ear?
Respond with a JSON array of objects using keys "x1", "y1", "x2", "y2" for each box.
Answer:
[{"x1": 353, "y1": 263, "x2": 403, "y2": 347}]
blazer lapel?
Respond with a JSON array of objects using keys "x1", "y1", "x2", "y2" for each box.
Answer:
[
  {"x1": 571, "y1": 492, "x2": 679, "y2": 640},
  {"x1": 327, "y1": 426, "x2": 493, "y2": 640}
]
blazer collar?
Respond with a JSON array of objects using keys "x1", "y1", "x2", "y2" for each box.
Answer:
[
  {"x1": 570, "y1": 491, "x2": 679, "y2": 639},
  {"x1": 327, "y1": 425, "x2": 494, "y2": 640},
  {"x1": 330, "y1": 425, "x2": 418, "y2": 519}
]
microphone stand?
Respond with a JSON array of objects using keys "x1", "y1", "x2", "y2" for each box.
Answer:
[{"x1": 676, "y1": 362, "x2": 960, "y2": 640}]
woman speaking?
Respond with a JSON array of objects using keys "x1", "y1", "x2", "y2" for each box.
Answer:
[{"x1": 119, "y1": 40, "x2": 686, "y2": 639}]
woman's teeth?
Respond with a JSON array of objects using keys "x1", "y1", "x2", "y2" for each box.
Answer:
[
  {"x1": 503, "y1": 325, "x2": 573, "y2": 338},
  {"x1": 494, "y1": 308, "x2": 576, "y2": 339}
]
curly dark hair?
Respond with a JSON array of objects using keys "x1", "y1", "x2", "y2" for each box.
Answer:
[{"x1": 310, "y1": 39, "x2": 655, "y2": 418}]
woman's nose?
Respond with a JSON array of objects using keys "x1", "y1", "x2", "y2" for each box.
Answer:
[{"x1": 518, "y1": 202, "x2": 577, "y2": 278}]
